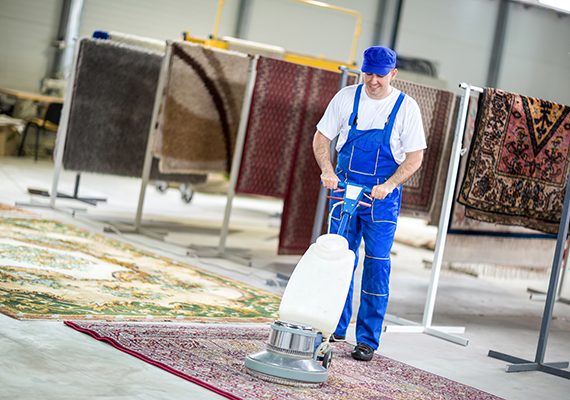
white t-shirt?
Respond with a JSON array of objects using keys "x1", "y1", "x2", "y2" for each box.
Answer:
[{"x1": 316, "y1": 84, "x2": 426, "y2": 164}]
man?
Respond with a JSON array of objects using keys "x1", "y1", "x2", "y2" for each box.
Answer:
[{"x1": 313, "y1": 46, "x2": 426, "y2": 361}]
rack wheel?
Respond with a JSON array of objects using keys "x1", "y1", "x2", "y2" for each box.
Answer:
[
  {"x1": 322, "y1": 349, "x2": 333, "y2": 369},
  {"x1": 180, "y1": 184, "x2": 194, "y2": 204},
  {"x1": 155, "y1": 181, "x2": 168, "y2": 193}
]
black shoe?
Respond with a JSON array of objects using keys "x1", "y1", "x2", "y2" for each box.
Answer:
[
  {"x1": 329, "y1": 333, "x2": 346, "y2": 342},
  {"x1": 351, "y1": 342, "x2": 374, "y2": 361}
]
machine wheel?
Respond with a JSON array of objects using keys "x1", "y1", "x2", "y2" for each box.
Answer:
[{"x1": 322, "y1": 349, "x2": 333, "y2": 368}]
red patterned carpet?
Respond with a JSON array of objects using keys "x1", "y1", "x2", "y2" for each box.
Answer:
[
  {"x1": 235, "y1": 56, "x2": 316, "y2": 199},
  {"x1": 393, "y1": 80, "x2": 456, "y2": 225},
  {"x1": 459, "y1": 88, "x2": 570, "y2": 234},
  {"x1": 65, "y1": 321, "x2": 502, "y2": 400}
]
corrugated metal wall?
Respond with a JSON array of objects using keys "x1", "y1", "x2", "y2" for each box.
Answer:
[
  {"x1": 79, "y1": 0, "x2": 239, "y2": 43},
  {"x1": 0, "y1": 0, "x2": 568, "y2": 103},
  {"x1": 0, "y1": 0, "x2": 239, "y2": 92},
  {"x1": 499, "y1": 2, "x2": 570, "y2": 104},
  {"x1": 0, "y1": 0, "x2": 61, "y2": 92}
]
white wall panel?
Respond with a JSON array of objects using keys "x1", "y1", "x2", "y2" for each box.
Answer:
[
  {"x1": 0, "y1": 0, "x2": 61, "y2": 91},
  {"x1": 79, "y1": 0, "x2": 239, "y2": 42},
  {"x1": 498, "y1": 2, "x2": 570, "y2": 104},
  {"x1": 242, "y1": 0, "x2": 378, "y2": 65},
  {"x1": 396, "y1": 0, "x2": 498, "y2": 90},
  {"x1": 1, "y1": 0, "x2": 568, "y2": 104}
]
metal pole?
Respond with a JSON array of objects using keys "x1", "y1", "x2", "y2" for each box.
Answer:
[
  {"x1": 50, "y1": 38, "x2": 84, "y2": 208},
  {"x1": 73, "y1": 173, "x2": 80, "y2": 198},
  {"x1": 557, "y1": 239, "x2": 569, "y2": 298},
  {"x1": 486, "y1": 0, "x2": 509, "y2": 87},
  {"x1": 134, "y1": 43, "x2": 173, "y2": 232},
  {"x1": 218, "y1": 55, "x2": 259, "y2": 254},
  {"x1": 422, "y1": 82, "x2": 483, "y2": 328},
  {"x1": 51, "y1": 0, "x2": 84, "y2": 80},
  {"x1": 389, "y1": 0, "x2": 405, "y2": 51},
  {"x1": 372, "y1": 0, "x2": 388, "y2": 45},
  {"x1": 535, "y1": 170, "x2": 570, "y2": 364},
  {"x1": 234, "y1": 0, "x2": 252, "y2": 38}
]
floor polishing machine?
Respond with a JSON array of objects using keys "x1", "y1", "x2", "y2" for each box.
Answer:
[{"x1": 245, "y1": 181, "x2": 372, "y2": 387}]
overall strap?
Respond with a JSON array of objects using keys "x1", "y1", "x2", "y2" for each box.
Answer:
[
  {"x1": 385, "y1": 92, "x2": 406, "y2": 130},
  {"x1": 348, "y1": 84, "x2": 364, "y2": 127}
]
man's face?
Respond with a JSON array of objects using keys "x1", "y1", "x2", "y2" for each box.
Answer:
[{"x1": 362, "y1": 69, "x2": 398, "y2": 99}]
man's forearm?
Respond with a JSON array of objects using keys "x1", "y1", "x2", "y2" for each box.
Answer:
[
  {"x1": 386, "y1": 150, "x2": 424, "y2": 190},
  {"x1": 313, "y1": 131, "x2": 335, "y2": 174},
  {"x1": 313, "y1": 131, "x2": 341, "y2": 189}
]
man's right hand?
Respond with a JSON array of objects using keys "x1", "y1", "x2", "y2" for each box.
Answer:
[{"x1": 320, "y1": 170, "x2": 340, "y2": 189}]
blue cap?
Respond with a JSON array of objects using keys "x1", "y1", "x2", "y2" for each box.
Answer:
[{"x1": 361, "y1": 46, "x2": 397, "y2": 76}]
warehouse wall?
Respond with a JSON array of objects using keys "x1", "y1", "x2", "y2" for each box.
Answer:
[
  {"x1": 396, "y1": 0, "x2": 498, "y2": 91},
  {"x1": 241, "y1": 0, "x2": 379, "y2": 65},
  {"x1": 0, "y1": 0, "x2": 61, "y2": 92},
  {"x1": 0, "y1": 0, "x2": 569, "y2": 105},
  {"x1": 498, "y1": 1, "x2": 570, "y2": 104},
  {"x1": 0, "y1": 0, "x2": 239, "y2": 92},
  {"x1": 78, "y1": 0, "x2": 239, "y2": 43},
  {"x1": 396, "y1": 0, "x2": 570, "y2": 104}
]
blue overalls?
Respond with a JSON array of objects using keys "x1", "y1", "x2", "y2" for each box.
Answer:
[{"x1": 330, "y1": 84, "x2": 405, "y2": 350}]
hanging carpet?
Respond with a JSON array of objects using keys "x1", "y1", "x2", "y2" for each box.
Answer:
[
  {"x1": 235, "y1": 56, "x2": 317, "y2": 198},
  {"x1": 449, "y1": 94, "x2": 548, "y2": 236},
  {"x1": 0, "y1": 217, "x2": 279, "y2": 320},
  {"x1": 458, "y1": 88, "x2": 570, "y2": 234},
  {"x1": 392, "y1": 79, "x2": 456, "y2": 225},
  {"x1": 154, "y1": 41, "x2": 250, "y2": 174},
  {"x1": 445, "y1": 96, "x2": 554, "y2": 267},
  {"x1": 62, "y1": 39, "x2": 204, "y2": 183},
  {"x1": 65, "y1": 321, "x2": 503, "y2": 400},
  {"x1": 277, "y1": 67, "x2": 350, "y2": 255}
]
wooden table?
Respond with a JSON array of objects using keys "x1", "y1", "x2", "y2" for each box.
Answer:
[{"x1": 0, "y1": 87, "x2": 63, "y2": 104}]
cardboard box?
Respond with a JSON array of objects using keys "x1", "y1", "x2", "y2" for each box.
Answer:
[{"x1": 0, "y1": 125, "x2": 20, "y2": 156}]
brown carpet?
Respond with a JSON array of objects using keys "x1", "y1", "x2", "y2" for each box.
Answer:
[
  {"x1": 62, "y1": 39, "x2": 204, "y2": 183},
  {"x1": 154, "y1": 41, "x2": 250, "y2": 174}
]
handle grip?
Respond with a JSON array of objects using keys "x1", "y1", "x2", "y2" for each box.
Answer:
[{"x1": 336, "y1": 180, "x2": 373, "y2": 195}]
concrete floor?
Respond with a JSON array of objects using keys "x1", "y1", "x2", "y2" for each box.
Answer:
[{"x1": 1, "y1": 157, "x2": 569, "y2": 400}]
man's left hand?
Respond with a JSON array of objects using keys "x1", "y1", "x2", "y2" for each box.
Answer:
[{"x1": 371, "y1": 182, "x2": 395, "y2": 200}]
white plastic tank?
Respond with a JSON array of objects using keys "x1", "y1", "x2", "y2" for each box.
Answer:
[{"x1": 278, "y1": 233, "x2": 355, "y2": 336}]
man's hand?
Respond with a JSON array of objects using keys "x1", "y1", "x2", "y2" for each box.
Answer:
[
  {"x1": 321, "y1": 170, "x2": 340, "y2": 190},
  {"x1": 371, "y1": 181, "x2": 395, "y2": 200},
  {"x1": 372, "y1": 150, "x2": 424, "y2": 200}
]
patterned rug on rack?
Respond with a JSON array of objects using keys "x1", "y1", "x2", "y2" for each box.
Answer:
[
  {"x1": 277, "y1": 67, "x2": 349, "y2": 255},
  {"x1": 65, "y1": 321, "x2": 503, "y2": 400},
  {"x1": 449, "y1": 95, "x2": 548, "y2": 236},
  {"x1": 392, "y1": 80, "x2": 456, "y2": 225},
  {"x1": 458, "y1": 88, "x2": 570, "y2": 234},
  {"x1": 154, "y1": 41, "x2": 250, "y2": 174},
  {"x1": 235, "y1": 56, "x2": 320, "y2": 199},
  {"x1": 62, "y1": 38, "x2": 202, "y2": 183},
  {"x1": 0, "y1": 217, "x2": 279, "y2": 320}
]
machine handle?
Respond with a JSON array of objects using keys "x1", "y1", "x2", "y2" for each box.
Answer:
[
  {"x1": 336, "y1": 180, "x2": 373, "y2": 195},
  {"x1": 327, "y1": 195, "x2": 372, "y2": 208}
]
